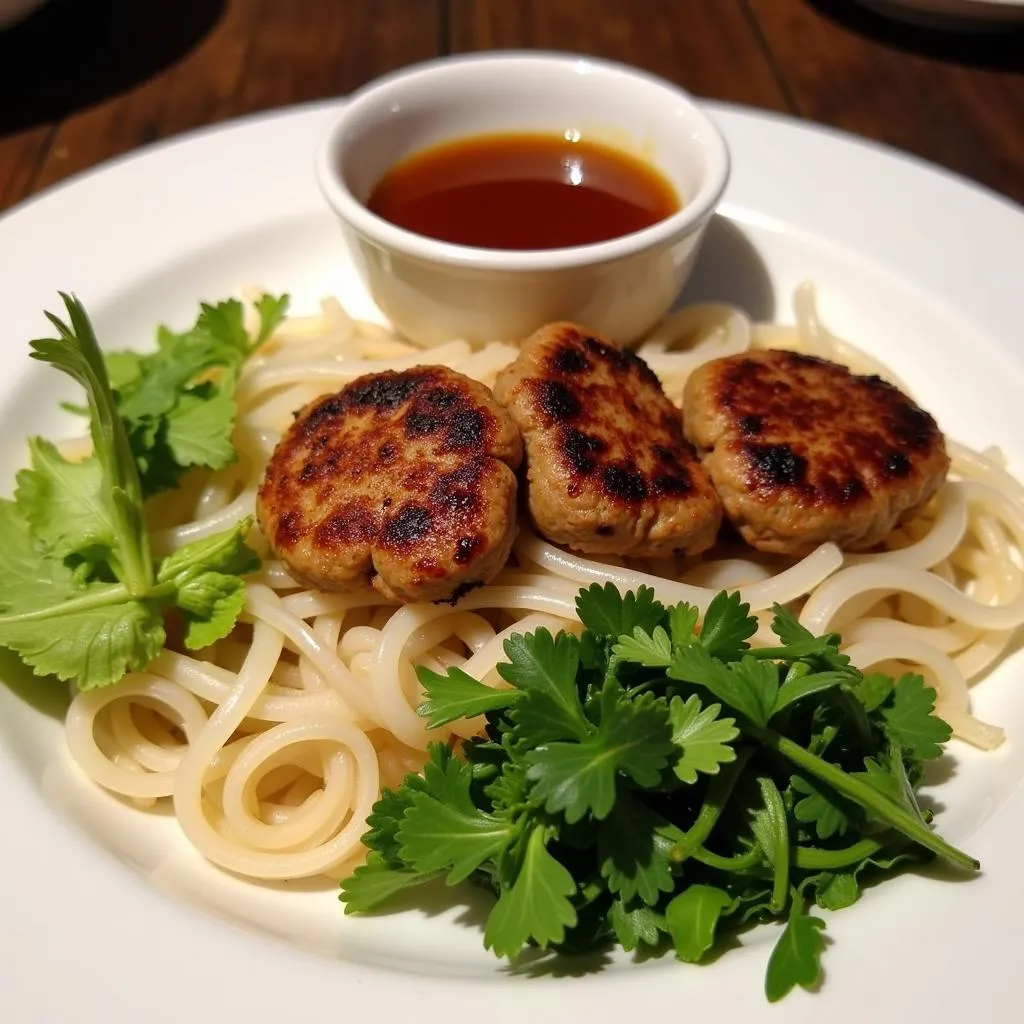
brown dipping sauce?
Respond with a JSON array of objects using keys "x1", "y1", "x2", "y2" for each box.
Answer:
[{"x1": 365, "y1": 131, "x2": 681, "y2": 250}]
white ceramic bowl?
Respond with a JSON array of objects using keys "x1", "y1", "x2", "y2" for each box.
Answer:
[{"x1": 316, "y1": 52, "x2": 730, "y2": 346}]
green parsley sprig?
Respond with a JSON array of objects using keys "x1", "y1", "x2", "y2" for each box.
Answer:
[
  {"x1": 0, "y1": 294, "x2": 261, "y2": 688},
  {"x1": 340, "y1": 584, "x2": 976, "y2": 1001}
]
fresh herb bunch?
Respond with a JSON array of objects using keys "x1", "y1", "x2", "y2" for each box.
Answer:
[
  {"x1": 68, "y1": 292, "x2": 289, "y2": 496},
  {"x1": 0, "y1": 294, "x2": 263, "y2": 688},
  {"x1": 340, "y1": 585, "x2": 977, "y2": 1001}
]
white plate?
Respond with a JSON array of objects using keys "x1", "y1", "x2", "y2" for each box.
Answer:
[{"x1": 1, "y1": 99, "x2": 1024, "y2": 1023}]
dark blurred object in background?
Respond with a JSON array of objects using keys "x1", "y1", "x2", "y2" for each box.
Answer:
[
  {"x1": 811, "y1": 0, "x2": 1024, "y2": 68},
  {"x1": 0, "y1": 0, "x2": 224, "y2": 134}
]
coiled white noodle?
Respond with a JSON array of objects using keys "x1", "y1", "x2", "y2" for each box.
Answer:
[{"x1": 63, "y1": 285, "x2": 1024, "y2": 884}]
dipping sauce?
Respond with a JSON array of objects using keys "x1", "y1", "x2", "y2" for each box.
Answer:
[{"x1": 365, "y1": 131, "x2": 681, "y2": 250}]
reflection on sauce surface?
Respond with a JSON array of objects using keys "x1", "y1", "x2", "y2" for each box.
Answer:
[{"x1": 366, "y1": 131, "x2": 681, "y2": 250}]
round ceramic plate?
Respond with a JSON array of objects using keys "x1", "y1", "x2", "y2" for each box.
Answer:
[{"x1": 1, "y1": 98, "x2": 1023, "y2": 1022}]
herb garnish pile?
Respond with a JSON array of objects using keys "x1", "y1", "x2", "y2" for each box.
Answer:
[
  {"x1": 340, "y1": 585, "x2": 977, "y2": 1001},
  {"x1": 0, "y1": 293, "x2": 286, "y2": 688}
]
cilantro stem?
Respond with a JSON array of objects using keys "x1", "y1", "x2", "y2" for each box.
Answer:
[
  {"x1": 670, "y1": 748, "x2": 752, "y2": 863},
  {"x1": 746, "y1": 726, "x2": 978, "y2": 872},
  {"x1": 793, "y1": 833, "x2": 907, "y2": 870},
  {"x1": 692, "y1": 845, "x2": 763, "y2": 873}
]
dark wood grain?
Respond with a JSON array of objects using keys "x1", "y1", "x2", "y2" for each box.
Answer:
[
  {"x1": 3, "y1": 0, "x2": 440, "y2": 209},
  {"x1": 0, "y1": 127, "x2": 54, "y2": 212},
  {"x1": 2, "y1": 0, "x2": 1024, "y2": 216},
  {"x1": 449, "y1": 0, "x2": 791, "y2": 111},
  {"x1": 746, "y1": 0, "x2": 1024, "y2": 204}
]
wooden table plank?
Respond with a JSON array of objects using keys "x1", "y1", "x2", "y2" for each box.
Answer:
[
  {"x1": 0, "y1": 127, "x2": 53, "y2": 212},
  {"x1": 449, "y1": 0, "x2": 793, "y2": 111},
  {"x1": 4, "y1": 0, "x2": 440, "y2": 211},
  {"x1": 746, "y1": 0, "x2": 1024, "y2": 204},
  {"x1": 231, "y1": 0, "x2": 442, "y2": 116}
]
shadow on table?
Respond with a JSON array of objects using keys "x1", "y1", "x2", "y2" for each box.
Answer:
[
  {"x1": 807, "y1": 0, "x2": 1024, "y2": 70},
  {"x1": 0, "y1": 0, "x2": 225, "y2": 135}
]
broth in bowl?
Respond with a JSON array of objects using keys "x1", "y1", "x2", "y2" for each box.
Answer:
[{"x1": 365, "y1": 131, "x2": 682, "y2": 250}]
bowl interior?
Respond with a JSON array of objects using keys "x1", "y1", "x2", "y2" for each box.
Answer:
[{"x1": 332, "y1": 57, "x2": 720, "y2": 209}]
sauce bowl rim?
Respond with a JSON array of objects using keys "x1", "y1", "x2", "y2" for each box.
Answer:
[{"x1": 315, "y1": 50, "x2": 731, "y2": 272}]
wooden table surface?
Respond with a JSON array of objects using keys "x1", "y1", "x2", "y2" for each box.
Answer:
[{"x1": 2, "y1": 0, "x2": 1023, "y2": 215}]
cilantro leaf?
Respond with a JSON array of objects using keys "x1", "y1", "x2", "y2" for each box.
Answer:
[
  {"x1": 415, "y1": 665, "x2": 520, "y2": 729},
  {"x1": 598, "y1": 798, "x2": 677, "y2": 905},
  {"x1": 111, "y1": 292, "x2": 289, "y2": 497},
  {"x1": 851, "y1": 672, "x2": 893, "y2": 712},
  {"x1": 768, "y1": 603, "x2": 850, "y2": 671},
  {"x1": 483, "y1": 827, "x2": 577, "y2": 959},
  {"x1": 575, "y1": 583, "x2": 665, "y2": 639},
  {"x1": 254, "y1": 293, "x2": 290, "y2": 345},
  {"x1": 612, "y1": 625, "x2": 673, "y2": 668},
  {"x1": 764, "y1": 893, "x2": 827, "y2": 1002},
  {"x1": 361, "y1": 787, "x2": 411, "y2": 865},
  {"x1": 397, "y1": 790, "x2": 514, "y2": 885},
  {"x1": 809, "y1": 871, "x2": 859, "y2": 911},
  {"x1": 668, "y1": 602, "x2": 700, "y2": 648},
  {"x1": 769, "y1": 603, "x2": 818, "y2": 648},
  {"x1": 669, "y1": 694, "x2": 738, "y2": 784},
  {"x1": 772, "y1": 669, "x2": 853, "y2": 717},
  {"x1": 790, "y1": 774, "x2": 853, "y2": 840},
  {"x1": 609, "y1": 899, "x2": 665, "y2": 952},
  {"x1": 339, "y1": 853, "x2": 441, "y2": 914},
  {"x1": 670, "y1": 647, "x2": 778, "y2": 727},
  {"x1": 881, "y1": 674, "x2": 951, "y2": 760},
  {"x1": 698, "y1": 591, "x2": 756, "y2": 660},
  {"x1": 195, "y1": 299, "x2": 250, "y2": 354},
  {"x1": 665, "y1": 884, "x2": 732, "y2": 963},
  {"x1": 502, "y1": 629, "x2": 590, "y2": 743},
  {"x1": 164, "y1": 389, "x2": 237, "y2": 470},
  {"x1": 105, "y1": 350, "x2": 142, "y2": 391},
  {"x1": 526, "y1": 692, "x2": 674, "y2": 822}
]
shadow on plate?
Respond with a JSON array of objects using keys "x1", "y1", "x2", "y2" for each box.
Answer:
[
  {"x1": 674, "y1": 215, "x2": 776, "y2": 322},
  {"x1": 0, "y1": 647, "x2": 69, "y2": 719},
  {"x1": 0, "y1": 0, "x2": 225, "y2": 135},
  {"x1": 807, "y1": 0, "x2": 1024, "y2": 70}
]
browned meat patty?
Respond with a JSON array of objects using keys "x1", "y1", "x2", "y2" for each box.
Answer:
[
  {"x1": 492, "y1": 322, "x2": 722, "y2": 558},
  {"x1": 682, "y1": 348, "x2": 950, "y2": 555},
  {"x1": 256, "y1": 366, "x2": 523, "y2": 602}
]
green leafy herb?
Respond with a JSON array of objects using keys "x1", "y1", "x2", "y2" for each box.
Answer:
[
  {"x1": 790, "y1": 774, "x2": 854, "y2": 840},
  {"x1": 665, "y1": 884, "x2": 732, "y2": 962},
  {"x1": 105, "y1": 293, "x2": 288, "y2": 496},
  {"x1": 339, "y1": 581, "x2": 977, "y2": 1003},
  {"x1": 669, "y1": 694, "x2": 738, "y2": 784},
  {"x1": 765, "y1": 893, "x2": 827, "y2": 1002},
  {"x1": 526, "y1": 688, "x2": 674, "y2": 822},
  {"x1": 609, "y1": 900, "x2": 665, "y2": 951},
  {"x1": 0, "y1": 294, "x2": 259, "y2": 688},
  {"x1": 881, "y1": 673, "x2": 952, "y2": 760},
  {"x1": 483, "y1": 827, "x2": 578, "y2": 959},
  {"x1": 416, "y1": 665, "x2": 520, "y2": 728}
]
